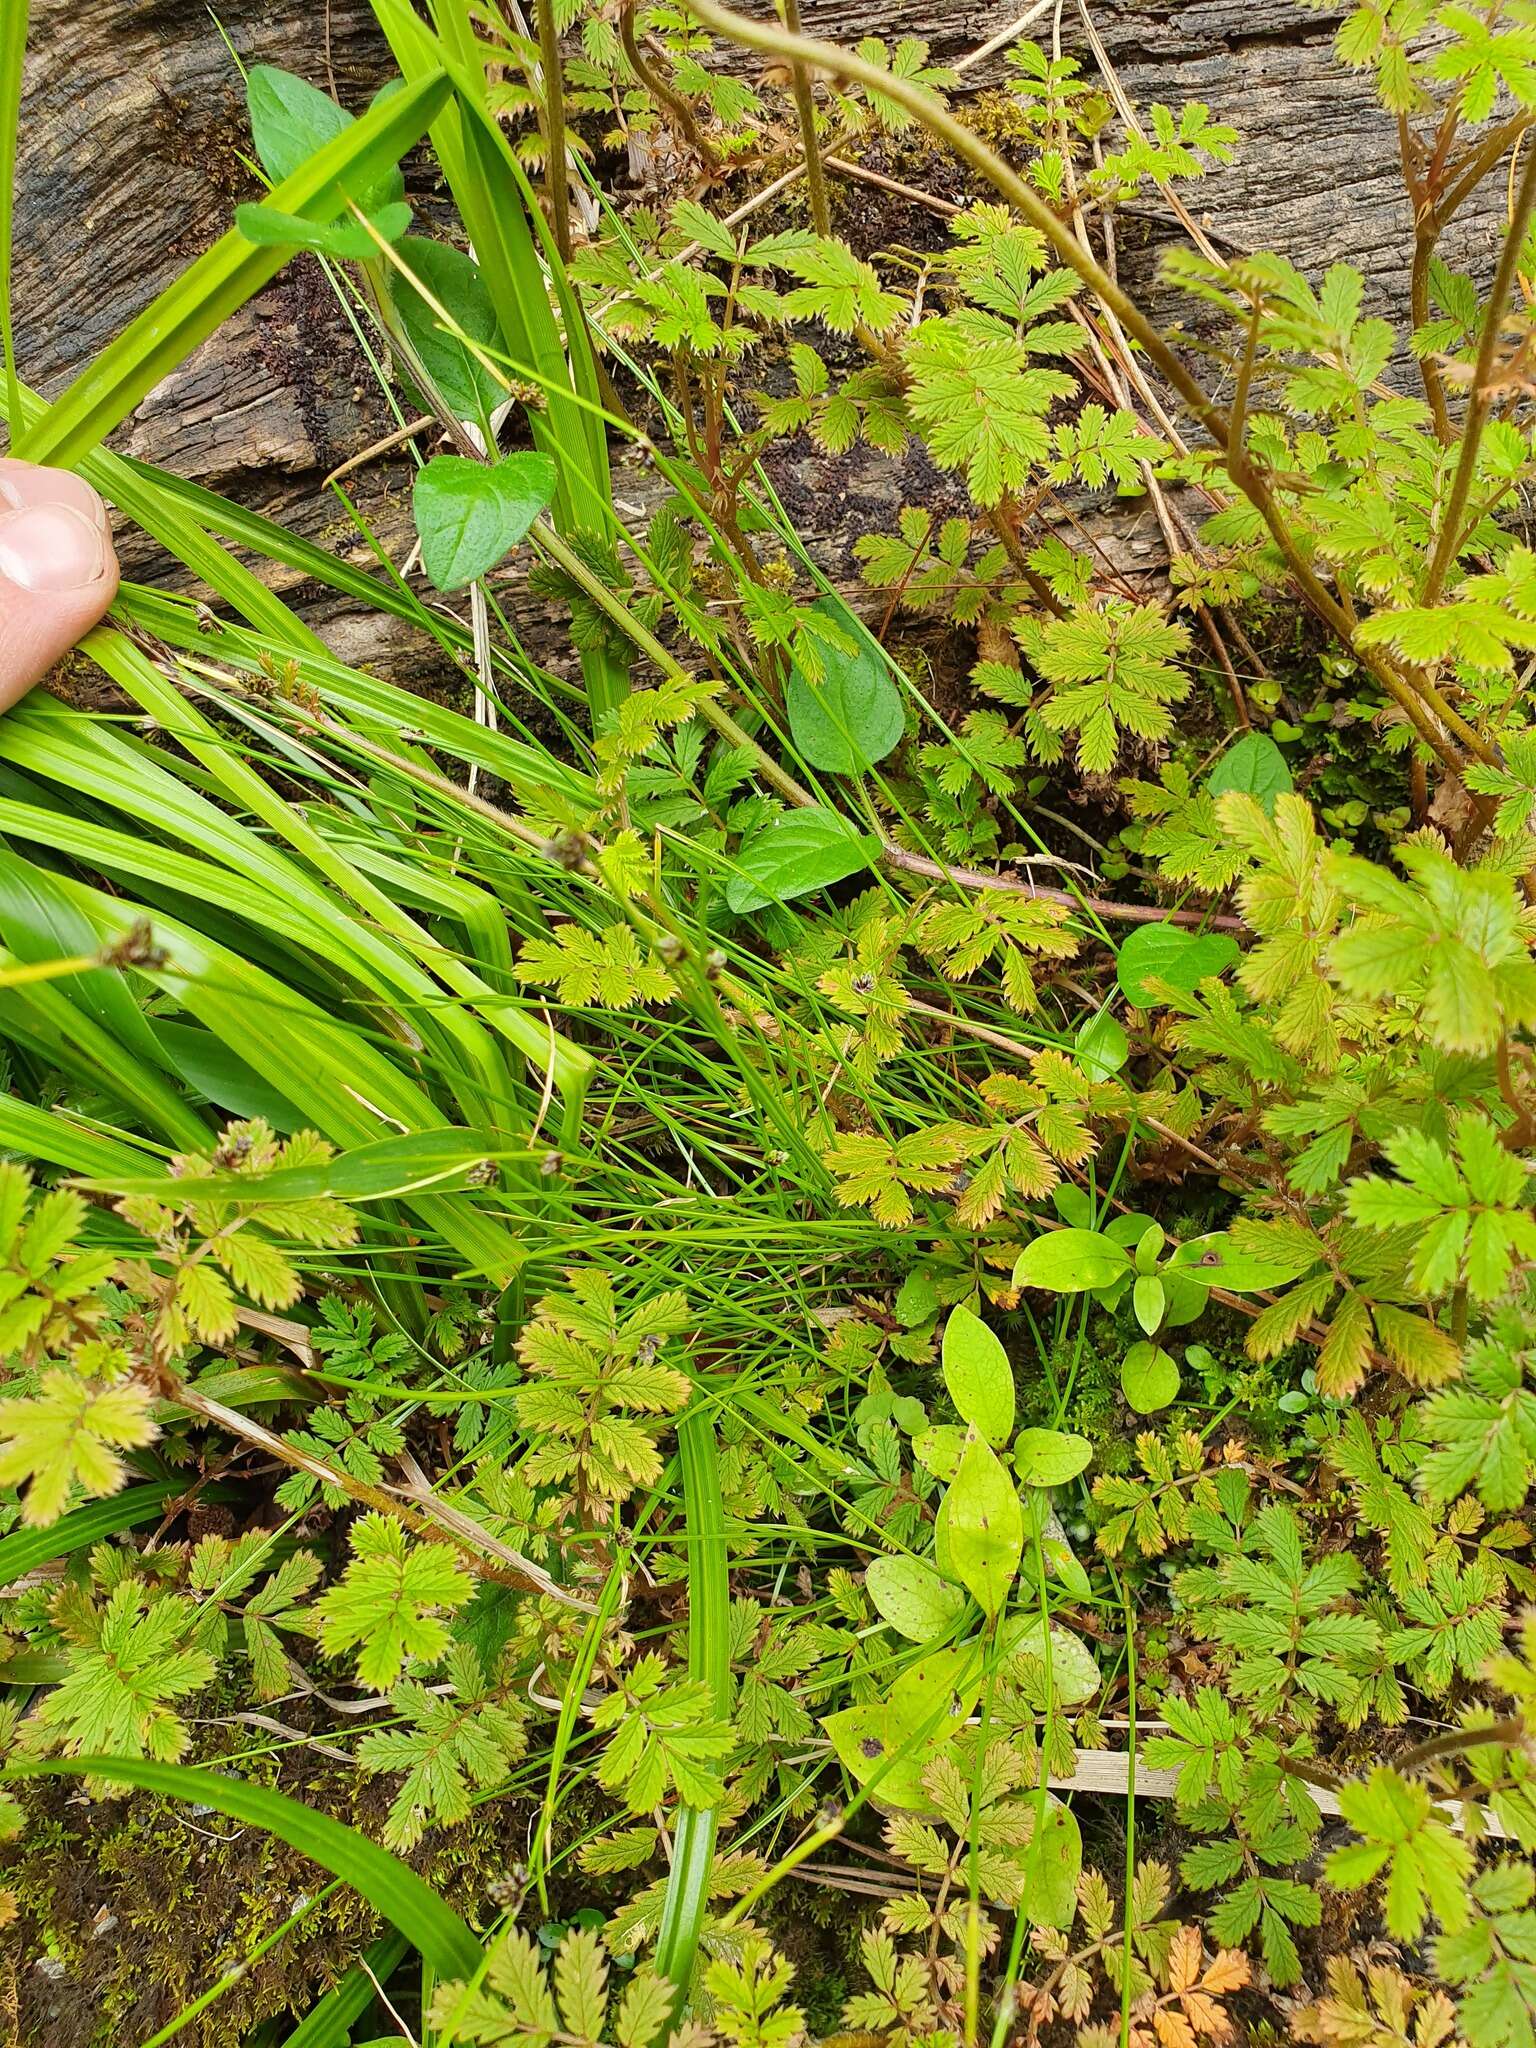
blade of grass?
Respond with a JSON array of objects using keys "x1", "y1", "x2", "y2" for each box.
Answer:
[
  {"x1": 1, "y1": 1757, "x2": 483, "y2": 1978},
  {"x1": 13, "y1": 69, "x2": 452, "y2": 468},
  {"x1": 0, "y1": 1481, "x2": 238, "y2": 1586},
  {"x1": 283, "y1": 1932, "x2": 411, "y2": 2048},
  {"x1": 653, "y1": 1406, "x2": 730, "y2": 2018}
]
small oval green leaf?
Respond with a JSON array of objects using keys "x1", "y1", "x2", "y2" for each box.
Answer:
[
  {"x1": 941, "y1": 1305, "x2": 1015, "y2": 1446},
  {"x1": 1120, "y1": 1341, "x2": 1180, "y2": 1414},
  {"x1": 1132, "y1": 1273, "x2": 1166, "y2": 1334},
  {"x1": 944, "y1": 1437, "x2": 1023, "y2": 1615},
  {"x1": 1013, "y1": 1228, "x2": 1130, "y2": 1293},
  {"x1": 865, "y1": 1556, "x2": 967, "y2": 1643},
  {"x1": 1012, "y1": 1429, "x2": 1093, "y2": 1487}
]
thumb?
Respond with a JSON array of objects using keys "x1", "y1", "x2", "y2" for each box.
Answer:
[{"x1": 0, "y1": 460, "x2": 119, "y2": 713}]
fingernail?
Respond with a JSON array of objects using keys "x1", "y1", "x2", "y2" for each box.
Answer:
[
  {"x1": 0, "y1": 505, "x2": 108, "y2": 591},
  {"x1": 0, "y1": 471, "x2": 110, "y2": 528}
]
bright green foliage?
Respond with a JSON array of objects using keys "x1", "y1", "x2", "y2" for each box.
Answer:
[
  {"x1": 1176, "y1": 1501, "x2": 1378, "y2": 1726},
  {"x1": 119, "y1": 1121, "x2": 360, "y2": 1355},
  {"x1": 357, "y1": 1645, "x2": 527, "y2": 1848},
  {"x1": 0, "y1": 1365, "x2": 156, "y2": 1526},
  {"x1": 0, "y1": 1165, "x2": 117, "y2": 1364},
  {"x1": 825, "y1": 1126, "x2": 966, "y2": 1227},
  {"x1": 6, "y1": 6, "x2": 1536, "y2": 2042},
  {"x1": 313, "y1": 1513, "x2": 473, "y2": 1690},
  {"x1": 1330, "y1": 846, "x2": 1536, "y2": 1054},
  {"x1": 903, "y1": 315, "x2": 1075, "y2": 505},
  {"x1": 513, "y1": 1271, "x2": 691, "y2": 1504},
  {"x1": 1346, "y1": 1116, "x2": 1536, "y2": 1302},
  {"x1": 24, "y1": 1581, "x2": 215, "y2": 1763},
  {"x1": 515, "y1": 923, "x2": 678, "y2": 1009},
  {"x1": 591, "y1": 1652, "x2": 733, "y2": 1811},
  {"x1": 1219, "y1": 791, "x2": 1344, "y2": 1058},
  {"x1": 1328, "y1": 1769, "x2": 1475, "y2": 1941},
  {"x1": 1421, "y1": 1310, "x2": 1536, "y2": 1510},
  {"x1": 277, "y1": 1299, "x2": 409, "y2": 1510},
  {"x1": 429, "y1": 1925, "x2": 684, "y2": 2048},
  {"x1": 914, "y1": 893, "x2": 1078, "y2": 1014},
  {"x1": 1017, "y1": 601, "x2": 1191, "y2": 770}
]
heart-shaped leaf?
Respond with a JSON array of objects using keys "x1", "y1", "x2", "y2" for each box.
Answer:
[
  {"x1": 1208, "y1": 731, "x2": 1292, "y2": 814},
  {"x1": 785, "y1": 594, "x2": 905, "y2": 773},
  {"x1": 725, "y1": 807, "x2": 879, "y2": 913},
  {"x1": 413, "y1": 453, "x2": 557, "y2": 592},
  {"x1": 1116, "y1": 922, "x2": 1239, "y2": 1007}
]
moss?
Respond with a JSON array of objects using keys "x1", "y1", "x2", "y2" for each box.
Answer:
[{"x1": 3, "y1": 1746, "x2": 534, "y2": 2048}]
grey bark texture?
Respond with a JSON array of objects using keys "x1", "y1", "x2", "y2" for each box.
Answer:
[{"x1": 11, "y1": 1, "x2": 1506, "y2": 694}]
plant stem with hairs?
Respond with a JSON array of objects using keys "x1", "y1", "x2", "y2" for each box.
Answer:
[
  {"x1": 534, "y1": 0, "x2": 572, "y2": 260},
  {"x1": 679, "y1": 0, "x2": 1492, "y2": 772},
  {"x1": 1423, "y1": 139, "x2": 1536, "y2": 605}
]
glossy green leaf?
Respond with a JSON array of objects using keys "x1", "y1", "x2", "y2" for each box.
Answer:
[
  {"x1": 247, "y1": 64, "x2": 361, "y2": 184},
  {"x1": 725, "y1": 807, "x2": 879, "y2": 913},
  {"x1": 941, "y1": 1305, "x2": 1014, "y2": 1446},
  {"x1": 784, "y1": 595, "x2": 904, "y2": 773},
  {"x1": 944, "y1": 1436, "x2": 1022, "y2": 1615},
  {"x1": 1013, "y1": 1228, "x2": 1130, "y2": 1293},
  {"x1": 413, "y1": 452, "x2": 557, "y2": 591},
  {"x1": 234, "y1": 199, "x2": 412, "y2": 260},
  {"x1": 865, "y1": 1555, "x2": 967, "y2": 1643},
  {"x1": 387, "y1": 236, "x2": 506, "y2": 426},
  {"x1": 1023, "y1": 1801, "x2": 1082, "y2": 1931},
  {"x1": 16, "y1": 71, "x2": 451, "y2": 467},
  {"x1": 1116, "y1": 922, "x2": 1239, "y2": 1007},
  {"x1": 1120, "y1": 1341, "x2": 1180, "y2": 1414},
  {"x1": 1075, "y1": 1008, "x2": 1128, "y2": 1079},
  {"x1": 1208, "y1": 731, "x2": 1292, "y2": 815},
  {"x1": 1012, "y1": 1429, "x2": 1094, "y2": 1487}
]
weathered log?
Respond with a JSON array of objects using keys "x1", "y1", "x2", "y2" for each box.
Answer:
[{"x1": 11, "y1": 1, "x2": 1508, "y2": 694}]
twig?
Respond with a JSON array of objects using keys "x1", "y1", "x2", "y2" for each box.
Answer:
[
  {"x1": 952, "y1": 0, "x2": 1058, "y2": 74},
  {"x1": 883, "y1": 844, "x2": 1244, "y2": 929},
  {"x1": 781, "y1": 0, "x2": 831, "y2": 236},
  {"x1": 177, "y1": 1385, "x2": 596, "y2": 1612},
  {"x1": 322, "y1": 415, "x2": 436, "y2": 491}
]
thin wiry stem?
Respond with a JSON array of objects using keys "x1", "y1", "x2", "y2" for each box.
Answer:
[{"x1": 679, "y1": 0, "x2": 1490, "y2": 774}]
